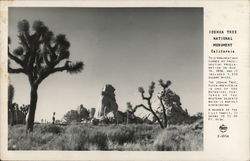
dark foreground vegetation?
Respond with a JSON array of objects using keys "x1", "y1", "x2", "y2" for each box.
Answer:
[{"x1": 9, "y1": 122, "x2": 203, "y2": 151}]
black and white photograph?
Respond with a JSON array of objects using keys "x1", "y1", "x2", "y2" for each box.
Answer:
[{"x1": 8, "y1": 7, "x2": 203, "y2": 151}]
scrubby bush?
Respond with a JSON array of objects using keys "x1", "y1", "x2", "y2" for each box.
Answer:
[
  {"x1": 111, "y1": 142, "x2": 153, "y2": 151},
  {"x1": 91, "y1": 118, "x2": 99, "y2": 125},
  {"x1": 106, "y1": 125, "x2": 135, "y2": 145},
  {"x1": 40, "y1": 124, "x2": 63, "y2": 134},
  {"x1": 8, "y1": 124, "x2": 57, "y2": 150},
  {"x1": 64, "y1": 110, "x2": 81, "y2": 123},
  {"x1": 88, "y1": 130, "x2": 108, "y2": 150},
  {"x1": 8, "y1": 123, "x2": 203, "y2": 151},
  {"x1": 54, "y1": 125, "x2": 108, "y2": 150},
  {"x1": 62, "y1": 126, "x2": 90, "y2": 150},
  {"x1": 153, "y1": 125, "x2": 203, "y2": 151}
]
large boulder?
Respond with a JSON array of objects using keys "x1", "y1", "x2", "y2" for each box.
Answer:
[
  {"x1": 89, "y1": 108, "x2": 96, "y2": 119},
  {"x1": 132, "y1": 94, "x2": 189, "y2": 125},
  {"x1": 116, "y1": 110, "x2": 145, "y2": 124},
  {"x1": 116, "y1": 111, "x2": 126, "y2": 123},
  {"x1": 77, "y1": 104, "x2": 90, "y2": 121},
  {"x1": 91, "y1": 118, "x2": 99, "y2": 125},
  {"x1": 95, "y1": 84, "x2": 118, "y2": 119}
]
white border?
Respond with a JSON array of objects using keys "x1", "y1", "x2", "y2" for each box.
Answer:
[{"x1": 0, "y1": 1, "x2": 249, "y2": 161}]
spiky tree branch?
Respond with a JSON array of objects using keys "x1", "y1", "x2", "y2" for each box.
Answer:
[
  {"x1": 135, "y1": 80, "x2": 183, "y2": 128},
  {"x1": 9, "y1": 20, "x2": 84, "y2": 87},
  {"x1": 137, "y1": 82, "x2": 164, "y2": 128},
  {"x1": 158, "y1": 79, "x2": 172, "y2": 127},
  {"x1": 8, "y1": 67, "x2": 26, "y2": 74},
  {"x1": 127, "y1": 102, "x2": 150, "y2": 114},
  {"x1": 159, "y1": 95, "x2": 168, "y2": 127},
  {"x1": 126, "y1": 102, "x2": 150, "y2": 124},
  {"x1": 8, "y1": 52, "x2": 24, "y2": 67}
]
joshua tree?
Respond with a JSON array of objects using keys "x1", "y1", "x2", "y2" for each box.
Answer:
[
  {"x1": 126, "y1": 102, "x2": 141, "y2": 124},
  {"x1": 8, "y1": 84, "x2": 14, "y2": 105},
  {"x1": 8, "y1": 84, "x2": 15, "y2": 125},
  {"x1": 136, "y1": 79, "x2": 184, "y2": 129},
  {"x1": 136, "y1": 82, "x2": 165, "y2": 128},
  {"x1": 52, "y1": 112, "x2": 55, "y2": 124},
  {"x1": 8, "y1": 20, "x2": 84, "y2": 132},
  {"x1": 20, "y1": 104, "x2": 29, "y2": 124}
]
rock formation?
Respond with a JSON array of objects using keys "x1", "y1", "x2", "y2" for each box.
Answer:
[
  {"x1": 89, "y1": 108, "x2": 96, "y2": 119},
  {"x1": 95, "y1": 84, "x2": 118, "y2": 120},
  {"x1": 77, "y1": 104, "x2": 90, "y2": 121}
]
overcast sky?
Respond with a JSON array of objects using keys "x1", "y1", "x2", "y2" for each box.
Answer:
[{"x1": 9, "y1": 8, "x2": 203, "y2": 122}]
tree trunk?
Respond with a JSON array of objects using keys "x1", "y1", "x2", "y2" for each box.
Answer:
[
  {"x1": 10, "y1": 105, "x2": 15, "y2": 126},
  {"x1": 151, "y1": 109, "x2": 164, "y2": 129},
  {"x1": 26, "y1": 85, "x2": 38, "y2": 133},
  {"x1": 160, "y1": 99, "x2": 168, "y2": 128},
  {"x1": 146, "y1": 99, "x2": 165, "y2": 129},
  {"x1": 126, "y1": 111, "x2": 129, "y2": 124}
]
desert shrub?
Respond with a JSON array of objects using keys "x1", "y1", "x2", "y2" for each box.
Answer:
[
  {"x1": 110, "y1": 142, "x2": 153, "y2": 151},
  {"x1": 40, "y1": 124, "x2": 64, "y2": 134},
  {"x1": 87, "y1": 130, "x2": 108, "y2": 150},
  {"x1": 49, "y1": 126, "x2": 88, "y2": 150},
  {"x1": 8, "y1": 123, "x2": 203, "y2": 151},
  {"x1": 65, "y1": 127, "x2": 89, "y2": 150},
  {"x1": 8, "y1": 125, "x2": 56, "y2": 150},
  {"x1": 131, "y1": 124, "x2": 161, "y2": 141},
  {"x1": 52, "y1": 125, "x2": 108, "y2": 150},
  {"x1": 153, "y1": 125, "x2": 203, "y2": 151},
  {"x1": 64, "y1": 110, "x2": 81, "y2": 123},
  {"x1": 8, "y1": 125, "x2": 26, "y2": 138},
  {"x1": 47, "y1": 135, "x2": 68, "y2": 150},
  {"x1": 153, "y1": 129, "x2": 183, "y2": 151},
  {"x1": 107, "y1": 125, "x2": 135, "y2": 145},
  {"x1": 8, "y1": 125, "x2": 27, "y2": 150},
  {"x1": 192, "y1": 119, "x2": 203, "y2": 130},
  {"x1": 106, "y1": 124, "x2": 160, "y2": 150},
  {"x1": 91, "y1": 118, "x2": 99, "y2": 125}
]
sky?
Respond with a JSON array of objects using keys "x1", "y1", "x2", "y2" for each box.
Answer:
[{"x1": 8, "y1": 8, "x2": 203, "y2": 122}]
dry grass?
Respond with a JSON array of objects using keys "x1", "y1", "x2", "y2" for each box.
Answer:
[
  {"x1": 8, "y1": 122, "x2": 203, "y2": 151},
  {"x1": 153, "y1": 125, "x2": 203, "y2": 151}
]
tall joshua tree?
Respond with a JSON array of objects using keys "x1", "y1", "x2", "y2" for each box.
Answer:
[
  {"x1": 8, "y1": 20, "x2": 84, "y2": 132},
  {"x1": 136, "y1": 82, "x2": 165, "y2": 128},
  {"x1": 8, "y1": 84, "x2": 15, "y2": 125},
  {"x1": 20, "y1": 104, "x2": 29, "y2": 124},
  {"x1": 135, "y1": 80, "x2": 183, "y2": 129}
]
